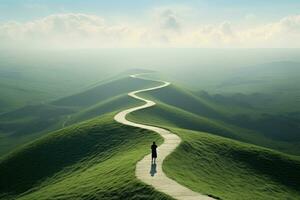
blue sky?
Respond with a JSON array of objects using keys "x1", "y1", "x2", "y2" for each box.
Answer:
[{"x1": 0, "y1": 0, "x2": 299, "y2": 48}]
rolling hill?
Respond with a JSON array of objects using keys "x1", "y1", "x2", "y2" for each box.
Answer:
[
  {"x1": 128, "y1": 84, "x2": 300, "y2": 155},
  {"x1": 0, "y1": 76, "x2": 160, "y2": 157},
  {"x1": 126, "y1": 81, "x2": 300, "y2": 199},
  {"x1": 0, "y1": 71, "x2": 299, "y2": 200},
  {"x1": 0, "y1": 114, "x2": 171, "y2": 200},
  {"x1": 164, "y1": 127, "x2": 300, "y2": 200}
]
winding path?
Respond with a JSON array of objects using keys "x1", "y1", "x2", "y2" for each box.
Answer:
[{"x1": 114, "y1": 74, "x2": 214, "y2": 200}]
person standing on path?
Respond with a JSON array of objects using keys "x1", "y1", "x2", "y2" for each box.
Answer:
[{"x1": 151, "y1": 142, "x2": 157, "y2": 163}]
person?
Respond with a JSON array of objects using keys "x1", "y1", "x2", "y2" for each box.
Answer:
[{"x1": 151, "y1": 141, "x2": 157, "y2": 163}]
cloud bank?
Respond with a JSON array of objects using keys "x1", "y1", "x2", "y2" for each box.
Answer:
[{"x1": 1, "y1": 10, "x2": 300, "y2": 49}]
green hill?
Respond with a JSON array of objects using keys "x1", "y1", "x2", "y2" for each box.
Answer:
[
  {"x1": 1, "y1": 71, "x2": 299, "y2": 200},
  {"x1": 128, "y1": 84, "x2": 300, "y2": 155},
  {"x1": 127, "y1": 92, "x2": 300, "y2": 199},
  {"x1": 68, "y1": 94, "x2": 142, "y2": 125},
  {"x1": 164, "y1": 127, "x2": 300, "y2": 200},
  {"x1": 0, "y1": 114, "x2": 171, "y2": 200},
  {"x1": 137, "y1": 84, "x2": 222, "y2": 119},
  {"x1": 0, "y1": 76, "x2": 160, "y2": 157},
  {"x1": 53, "y1": 76, "x2": 159, "y2": 107}
]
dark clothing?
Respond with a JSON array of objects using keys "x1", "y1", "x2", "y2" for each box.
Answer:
[{"x1": 151, "y1": 144, "x2": 157, "y2": 158}]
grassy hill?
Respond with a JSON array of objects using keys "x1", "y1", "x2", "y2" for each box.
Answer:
[
  {"x1": 0, "y1": 114, "x2": 172, "y2": 200},
  {"x1": 0, "y1": 76, "x2": 160, "y2": 157},
  {"x1": 52, "y1": 76, "x2": 158, "y2": 108},
  {"x1": 0, "y1": 50, "x2": 152, "y2": 113},
  {"x1": 164, "y1": 127, "x2": 300, "y2": 200},
  {"x1": 128, "y1": 84, "x2": 300, "y2": 155},
  {"x1": 127, "y1": 95, "x2": 300, "y2": 199},
  {"x1": 68, "y1": 94, "x2": 142, "y2": 125},
  {"x1": 212, "y1": 61, "x2": 300, "y2": 96},
  {"x1": 0, "y1": 53, "x2": 100, "y2": 113},
  {"x1": 1, "y1": 69, "x2": 299, "y2": 200}
]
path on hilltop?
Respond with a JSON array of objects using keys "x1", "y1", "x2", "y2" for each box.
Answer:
[{"x1": 114, "y1": 74, "x2": 214, "y2": 200}]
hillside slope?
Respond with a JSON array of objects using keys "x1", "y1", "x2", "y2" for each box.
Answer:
[
  {"x1": 164, "y1": 127, "x2": 300, "y2": 200},
  {"x1": 128, "y1": 105, "x2": 300, "y2": 199},
  {"x1": 1, "y1": 73, "x2": 299, "y2": 200},
  {"x1": 0, "y1": 76, "x2": 159, "y2": 157},
  {"x1": 0, "y1": 114, "x2": 171, "y2": 200},
  {"x1": 129, "y1": 84, "x2": 300, "y2": 155},
  {"x1": 53, "y1": 76, "x2": 159, "y2": 107}
]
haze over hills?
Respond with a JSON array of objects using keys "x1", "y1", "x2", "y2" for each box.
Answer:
[
  {"x1": 0, "y1": 73, "x2": 160, "y2": 156},
  {"x1": 0, "y1": 49, "x2": 299, "y2": 200},
  {"x1": 128, "y1": 82, "x2": 300, "y2": 155},
  {"x1": 1, "y1": 0, "x2": 300, "y2": 199}
]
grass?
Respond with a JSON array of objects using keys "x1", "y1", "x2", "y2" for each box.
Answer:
[
  {"x1": 0, "y1": 114, "x2": 172, "y2": 200},
  {"x1": 0, "y1": 76, "x2": 161, "y2": 157},
  {"x1": 1, "y1": 67, "x2": 299, "y2": 200},
  {"x1": 68, "y1": 94, "x2": 143, "y2": 125},
  {"x1": 163, "y1": 127, "x2": 300, "y2": 200},
  {"x1": 0, "y1": 63, "x2": 94, "y2": 113},
  {"x1": 53, "y1": 77, "x2": 160, "y2": 107},
  {"x1": 139, "y1": 84, "x2": 223, "y2": 119},
  {"x1": 128, "y1": 83, "x2": 300, "y2": 155},
  {"x1": 128, "y1": 100, "x2": 300, "y2": 155},
  {"x1": 126, "y1": 81, "x2": 300, "y2": 199},
  {"x1": 0, "y1": 104, "x2": 76, "y2": 156},
  {"x1": 128, "y1": 107, "x2": 300, "y2": 199}
]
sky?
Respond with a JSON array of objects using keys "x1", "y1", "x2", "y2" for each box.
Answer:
[{"x1": 0, "y1": 0, "x2": 300, "y2": 48}]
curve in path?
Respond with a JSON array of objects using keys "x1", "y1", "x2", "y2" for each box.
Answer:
[{"x1": 114, "y1": 74, "x2": 214, "y2": 200}]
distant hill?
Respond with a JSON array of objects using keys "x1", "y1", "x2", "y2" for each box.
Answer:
[
  {"x1": 0, "y1": 71, "x2": 299, "y2": 200},
  {"x1": 0, "y1": 76, "x2": 160, "y2": 157},
  {"x1": 128, "y1": 83, "x2": 300, "y2": 155},
  {"x1": 53, "y1": 76, "x2": 158, "y2": 107}
]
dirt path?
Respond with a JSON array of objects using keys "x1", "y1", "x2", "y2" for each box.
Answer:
[{"x1": 114, "y1": 74, "x2": 214, "y2": 200}]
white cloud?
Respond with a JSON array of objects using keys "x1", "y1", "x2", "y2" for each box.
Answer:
[
  {"x1": 237, "y1": 15, "x2": 300, "y2": 47},
  {"x1": 157, "y1": 9, "x2": 181, "y2": 31},
  {"x1": 278, "y1": 15, "x2": 300, "y2": 33},
  {"x1": 0, "y1": 13, "x2": 144, "y2": 48},
  {"x1": 0, "y1": 12, "x2": 300, "y2": 48}
]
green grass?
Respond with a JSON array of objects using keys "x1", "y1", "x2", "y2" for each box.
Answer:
[
  {"x1": 0, "y1": 76, "x2": 161, "y2": 157},
  {"x1": 128, "y1": 106, "x2": 300, "y2": 199},
  {"x1": 128, "y1": 83, "x2": 300, "y2": 155},
  {"x1": 128, "y1": 99, "x2": 300, "y2": 155},
  {"x1": 0, "y1": 104, "x2": 76, "y2": 156},
  {"x1": 1, "y1": 65, "x2": 299, "y2": 200},
  {"x1": 0, "y1": 114, "x2": 172, "y2": 200},
  {"x1": 53, "y1": 77, "x2": 160, "y2": 107},
  {"x1": 138, "y1": 84, "x2": 222, "y2": 118},
  {"x1": 68, "y1": 94, "x2": 143, "y2": 125},
  {"x1": 163, "y1": 127, "x2": 300, "y2": 200},
  {"x1": 0, "y1": 50, "x2": 135, "y2": 113},
  {"x1": 0, "y1": 80, "x2": 50, "y2": 113},
  {"x1": 126, "y1": 82, "x2": 300, "y2": 199},
  {"x1": 0, "y1": 64, "x2": 94, "y2": 113}
]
